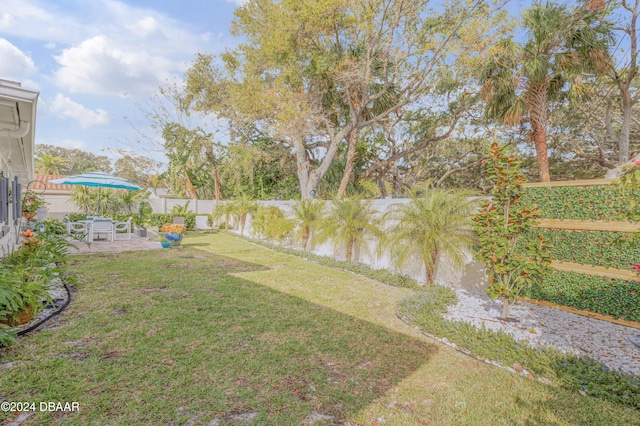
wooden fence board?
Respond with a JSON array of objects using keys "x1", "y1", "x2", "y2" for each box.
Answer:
[
  {"x1": 551, "y1": 260, "x2": 639, "y2": 281},
  {"x1": 519, "y1": 296, "x2": 640, "y2": 329},
  {"x1": 523, "y1": 179, "x2": 616, "y2": 188},
  {"x1": 535, "y1": 219, "x2": 640, "y2": 232}
]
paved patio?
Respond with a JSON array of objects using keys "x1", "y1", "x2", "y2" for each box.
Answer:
[{"x1": 68, "y1": 235, "x2": 163, "y2": 255}]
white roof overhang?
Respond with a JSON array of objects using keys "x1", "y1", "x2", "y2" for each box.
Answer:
[{"x1": 0, "y1": 79, "x2": 39, "y2": 185}]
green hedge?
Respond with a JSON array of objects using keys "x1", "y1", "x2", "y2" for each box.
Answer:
[
  {"x1": 519, "y1": 229, "x2": 638, "y2": 271},
  {"x1": 522, "y1": 185, "x2": 640, "y2": 221},
  {"x1": 67, "y1": 213, "x2": 199, "y2": 231},
  {"x1": 522, "y1": 270, "x2": 640, "y2": 322}
]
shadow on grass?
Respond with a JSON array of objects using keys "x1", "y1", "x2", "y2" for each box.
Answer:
[{"x1": 1, "y1": 248, "x2": 436, "y2": 425}]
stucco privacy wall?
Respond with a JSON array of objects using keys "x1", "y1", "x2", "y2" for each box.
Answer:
[
  {"x1": 41, "y1": 195, "x2": 486, "y2": 286},
  {"x1": 237, "y1": 198, "x2": 485, "y2": 287}
]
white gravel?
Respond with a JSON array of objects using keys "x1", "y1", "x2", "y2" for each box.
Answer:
[{"x1": 444, "y1": 287, "x2": 640, "y2": 376}]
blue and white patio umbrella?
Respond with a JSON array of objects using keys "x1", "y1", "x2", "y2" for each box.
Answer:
[{"x1": 50, "y1": 172, "x2": 141, "y2": 215}]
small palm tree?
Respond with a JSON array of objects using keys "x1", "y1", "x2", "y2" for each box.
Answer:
[
  {"x1": 318, "y1": 196, "x2": 381, "y2": 262},
  {"x1": 291, "y1": 199, "x2": 325, "y2": 250},
  {"x1": 230, "y1": 196, "x2": 259, "y2": 235},
  {"x1": 382, "y1": 187, "x2": 478, "y2": 284},
  {"x1": 212, "y1": 202, "x2": 235, "y2": 229}
]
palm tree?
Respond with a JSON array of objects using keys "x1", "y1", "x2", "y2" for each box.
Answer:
[
  {"x1": 229, "y1": 196, "x2": 259, "y2": 235},
  {"x1": 213, "y1": 202, "x2": 236, "y2": 230},
  {"x1": 35, "y1": 153, "x2": 66, "y2": 175},
  {"x1": 481, "y1": 2, "x2": 611, "y2": 182},
  {"x1": 290, "y1": 199, "x2": 325, "y2": 250},
  {"x1": 382, "y1": 187, "x2": 478, "y2": 284},
  {"x1": 317, "y1": 196, "x2": 381, "y2": 262}
]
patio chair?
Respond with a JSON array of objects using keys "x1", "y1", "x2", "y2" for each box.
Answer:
[
  {"x1": 194, "y1": 215, "x2": 214, "y2": 233},
  {"x1": 91, "y1": 218, "x2": 114, "y2": 242},
  {"x1": 64, "y1": 216, "x2": 91, "y2": 242},
  {"x1": 113, "y1": 216, "x2": 132, "y2": 240}
]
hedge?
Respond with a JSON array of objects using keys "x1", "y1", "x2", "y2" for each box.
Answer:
[
  {"x1": 522, "y1": 270, "x2": 640, "y2": 322},
  {"x1": 519, "y1": 228, "x2": 638, "y2": 272},
  {"x1": 67, "y1": 213, "x2": 199, "y2": 231},
  {"x1": 522, "y1": 185, "x2": 640, "y2": 221}
]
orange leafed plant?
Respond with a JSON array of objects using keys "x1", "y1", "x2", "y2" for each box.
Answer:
[{"x1": 160, "y1": 223, "x2": 186, "y2": 235}]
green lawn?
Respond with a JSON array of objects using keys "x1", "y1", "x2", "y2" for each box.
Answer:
[{"x1": 0, "y1": 232, "x2": 638, "y2": 425}]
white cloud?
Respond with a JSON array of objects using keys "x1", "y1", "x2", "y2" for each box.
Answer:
[
  {"x1": 227, "y1": 0, "x2": 248, "y2": 6},
  {"x1": 0, "y1": 38, "x2": 37, "y2": 80},
  {"x1": 53, "y1": 35, "x2": 175, "y2": 96},
  {"x1": 2, "y1": 0, "x2": 232, "y2": 98},
  {"x1": 49, "y1": 94, "x2": 110, "y2": 129}
]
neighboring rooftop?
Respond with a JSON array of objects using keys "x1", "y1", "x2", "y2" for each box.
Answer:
[{"x1": 30, "y1": 174, "x2": 75, "y2": 192}]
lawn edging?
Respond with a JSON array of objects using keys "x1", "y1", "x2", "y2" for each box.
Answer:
[{"x1": 398, "y1": 289, "x2": 640, "y2": 409}]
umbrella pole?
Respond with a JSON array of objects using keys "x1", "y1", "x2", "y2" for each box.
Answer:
[{"x1": 98, "y1": 186, "x2": 102, "y2": 215}]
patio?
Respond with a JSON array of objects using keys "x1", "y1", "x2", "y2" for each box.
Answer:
[{"x1": 67, "y1": 234, "x2": 163, "y2": 255}]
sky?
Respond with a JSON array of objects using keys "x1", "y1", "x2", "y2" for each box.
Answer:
[{"x1": 0, "y1": 0, "x2": 245, "y2": 164}]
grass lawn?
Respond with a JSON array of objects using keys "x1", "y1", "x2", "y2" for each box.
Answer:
[{"x1": 1, "y1": 232, "x2": 638, "y2": 425}]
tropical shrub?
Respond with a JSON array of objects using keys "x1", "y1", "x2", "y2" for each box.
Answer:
[
  {"x1": 290, "y1": 199, "x2": 325, "y2": 250},
  {"x1": 383, "y1": 186, "x2": 478, "y2": 284},
  {"x1": 473, "y1": 143, "x2": 552, "y2": 319},
  {"x1": 229, "y1": 196, "x2": 259, "y2": 235},
  {"x1": 251, "y1": 206, "x2": 294, "y2": 243},
  {"x1": 0, "y1": 223, "x2": 74, "y2": 338},
  {"x1": 71, "y1": 186, "x2": 148, "y2": 215},
  {"x1": 317, "y1": 196, "x2": 381, "y2": 262}
]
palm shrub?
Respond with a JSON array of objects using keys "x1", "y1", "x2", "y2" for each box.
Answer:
[
  {"x1": 251, "y1": 206, "x2": 295, "y2": 243},
  {"x1": 291, "y1": 199, "x2": 325, "y2": 250},
  {"x1": 229, "y1": 196, "x2": 259, "y2": 235},
  {"x1": 382, "y1": 186, "x2": 478, "y2": 285},
  {"x1": 212, "y1": 201, "x2": 235, "y2": 229},
  {"x1": 71, "y1": 186, "x2": 147, "y2": 215},
  {"x1": 473, "y1": 143, "x2": 553, "y2": 319},
  {"x1": 317, "y1": 196, "x2": 381, "y2": 262}
]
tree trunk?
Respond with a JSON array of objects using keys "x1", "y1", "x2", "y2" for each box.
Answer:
[
  {"x1": 531, "y1": 122, "x2": 551, "y2": 182},
  {"x1": 240, "y1": 214, "x2": 246, "y2": 235},
  {"x1": 425, "y1": 249, "x2": 438, "y2": 284},
  {"x1": 184, "y1": 175, "x2": 199, "y2": 199},
  {"x1": 346, "y1": 237, "x2": 354, "y2": 262},
  {"x1": 500, "y1": 297, "x2": 510, "y2": 319},
  {"x1": 302, "y1": 228, "x2": 310, "y2": 251},
  {"x1": 337, "y1": 130, "x2": 360, "y2": 198},
  {"x1": 619, "y1": 87, "x2": 632, "y2": 164},
  {"x1": 527, "y1": 84, "x2": 551, "y2": 182}
]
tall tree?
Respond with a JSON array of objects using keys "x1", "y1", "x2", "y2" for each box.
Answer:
[
  {"x1": 481, "y1": 2, "x2": 611, "y2": 181},
  {"x1": 35, "y1": 145, "x2": 112, "y2": 175},
  {"x1": 185, "y1": 0, "x2": 508, "y2": 198},
  {"x1": 161, "y1": 123, "x2": 221, "y2": 200},
  {"x1": 113, "y1": 150, "x2": 163, "y2": 189},
  {"x1": 601, "y1": 0, "x2": 638, "y2": 164}
]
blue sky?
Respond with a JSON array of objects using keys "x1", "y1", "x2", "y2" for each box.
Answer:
[{"x1": 0, "y1": 0, "x2": 243, "y2": 164}]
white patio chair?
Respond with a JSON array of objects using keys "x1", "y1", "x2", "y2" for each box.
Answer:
[
  {"x1": 64, "y1": 216, "x2": 91, "y2": 242},
  {"x1": 91, "y1": 218, "x2": 114, "y2": 242},
  {"x1": 113, "y1": 217, "x2": 132, "y2": 240},
  {"x1": 194, "y1": 215, "x2": 214, "y2": 233}
]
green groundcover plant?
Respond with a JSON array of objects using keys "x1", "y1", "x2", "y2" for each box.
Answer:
[{"x1": 398, "y1": 287, "x2": 640, "y2": 409}]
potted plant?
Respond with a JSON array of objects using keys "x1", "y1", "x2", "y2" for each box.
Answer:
[
  {"x1": 21, "y1": 191, "x2": 46, "y2": 221},
  {"x1": 136, "y1": 201, "x2": 154, "y2": 237},
  {"x1": 160, "y1": 223, "x2": 186, "y2": 246}
]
